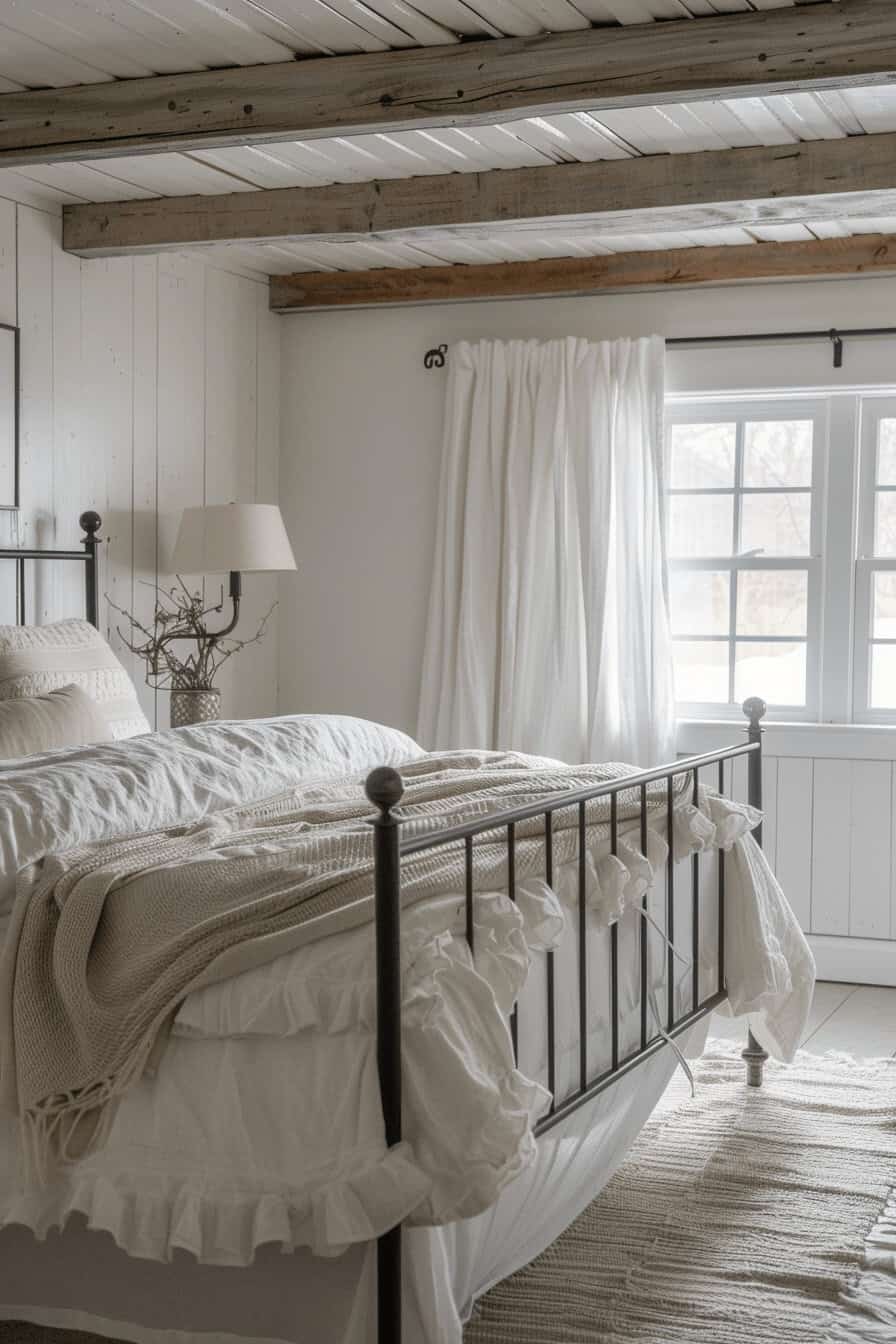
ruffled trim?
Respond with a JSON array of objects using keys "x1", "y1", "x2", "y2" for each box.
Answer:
[
  {"x1": 175, "y1": 788, "x2": 762, "y2": 1045},
  {"x1": 174, "y1": 887, "x2": 546, "y2": 1041},
  {"x1": 0, "y1": 1140, "x2": 431, "y2": 1265},
  {"x1": 10, "y1": 895, "x2": 548, "y2": 1262}
]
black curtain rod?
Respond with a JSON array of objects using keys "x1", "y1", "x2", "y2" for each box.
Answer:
[{"x1": 423, "y1": 326, "x2": 896, "y2": 372}]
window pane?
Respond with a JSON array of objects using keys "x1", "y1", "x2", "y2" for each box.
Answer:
[
  {"x1": 669, "y1": 571, "x2": 730, "y2": 636},
  {"x1": 668, "y1": 494, "x2": 734, "y2": 557},
  {"x1": 673, "y1": 640, "x2": 729, "y2": 703},
  {"x1": 668, "y1": 423, "x2": 735, "y2": 489},
  {"x1": 873, "y1": 572, "x2": 896, "y2": 639},
  {"x1": 736, "y1": 570, "x2": 808, "y2": 637},
  {"x1": 878, "y1": 419, "x2": 896, "y2": 486},
  {"x1": 871, "y1": 644, "x2": 896, "y2": 709},
  {"x1": 743, "y1": 420, "x2": 813, "y2": 487},
  {"x1": 740, "y1": 492, "x2": 811, "y2": 556},
  {"x1": 735, "y1": 641, "x2": 806, "y2": 706},
  {"x1": 874, "y1": 491, "x2": 896, "y2": 556}
]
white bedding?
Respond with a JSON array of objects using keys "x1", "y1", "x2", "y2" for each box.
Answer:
[
  {"x1": 0, "y1": 714, "x2": 424, "y2": 914},
  {"x1": 0, "y1": 716, "x2": 814, "y2": 1343}
]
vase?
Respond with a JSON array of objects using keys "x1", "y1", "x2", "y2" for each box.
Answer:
[{"x1": 170, "y1": 686, "x2": 221, "y2": 728}]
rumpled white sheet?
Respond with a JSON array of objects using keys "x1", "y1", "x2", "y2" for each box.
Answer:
[
  {"x1": 0, "y1": 714, "x2": 424, "y2": 916},
  {"x1": 716, "y1": 828, "x2": 815, "y2": 1062}
]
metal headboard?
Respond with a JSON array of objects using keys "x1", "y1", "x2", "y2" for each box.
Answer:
[{"x1": 0, "y1": 511, "x2": 102, "y2": 628}]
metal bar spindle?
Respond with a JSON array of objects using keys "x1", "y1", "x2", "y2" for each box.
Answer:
[
  {"x1": 536, "y1": 988, "x2": 727, "y2": 1136},
  {"x1": 464, "y1": 834, "x2": 474, "y2": 956},
  {"x1": 15, "y1": 556, "x2": 25, "y2": 625},
  {"x1": 578, "y1": 800, "x2": 587, "y2": 1093},
  {"x1": 365, "y1": 767, "x2": 405, "y2": 1344},
  {"x1": 508, "y1": 822, "x2": 518, "y2": 1063},
  {"x1": 745, "y1": 697, "x2": 765, "y2": 849},
  {"x1": 718, "y1": 759, "x2": 726, "y2": 996},
  {"x1": 742, "y1": 697, "x2": 769, "y2": 1088},
  {"x1": 639, "y1": 782, "x2": 649, "y2": 1051},
  {"x1": 666, "y1": 774, "x2": 675, "y2": 1031},
  {"x1": 610, "y1": 791, "x2": 619, "y2": 1072},
  {"x1": 80, "y1": 511, "x2": 101, "y2": 630},
  {"x1": 691, "y1": 767, "x2": 700, "y2": 1013},
  {"x1": 545, "y1": 813, "x2": 556, "y2": 1110}
]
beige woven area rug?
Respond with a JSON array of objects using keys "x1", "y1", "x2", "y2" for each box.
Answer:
[{"x1": 467, "y1": 1042, "x2": 896, "y2": 1344}]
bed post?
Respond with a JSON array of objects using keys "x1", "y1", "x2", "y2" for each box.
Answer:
[
  {"x1": 79, "y1": 511, "x2": 102, "y2": 630},
  {"x1": 741, "y1": 697, "x2": 769, "y2": 1089},
  {"x1": 365, "y1": 766, "x2": 405, "y2": 1344}
]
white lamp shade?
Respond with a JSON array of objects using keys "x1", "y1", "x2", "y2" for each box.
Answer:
[{"x1": 171, "y1": 503, "x2": 297, "y2": 574}]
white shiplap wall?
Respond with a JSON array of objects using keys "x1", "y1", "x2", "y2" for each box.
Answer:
[
  {"x1": 0, "y1": 192, "x2": 281, "y2": 729},
  {"x1": 680, "y1": 723, "x2": 896, "y2": 986}
]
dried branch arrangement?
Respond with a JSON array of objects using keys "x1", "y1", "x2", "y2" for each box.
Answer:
[{"x1": 107, "y1": 579, "x2": 275, "y2": 691}]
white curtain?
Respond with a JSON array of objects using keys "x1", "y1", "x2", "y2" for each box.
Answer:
[{"x1": 418, "y1": 335, "x2": 675, "y2": 766}]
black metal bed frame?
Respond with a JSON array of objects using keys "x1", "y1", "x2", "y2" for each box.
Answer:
[
  {"x1": 364, "y1": 697, "x2": 769, "y2": 1344},
  {"x1": 0, "y1": 512, "x2": 768, "y2": 1343},
  {"x1": 0, "y1": 510, "x2": 102, "y2": 628}
]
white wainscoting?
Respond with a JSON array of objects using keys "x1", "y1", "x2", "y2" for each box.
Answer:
[
  {"x1": 679, "y1": 720, "x2": 896, "y2": 987},
  {"x1": 0, "y1": 194, "x2": 281, "y2": 729}
]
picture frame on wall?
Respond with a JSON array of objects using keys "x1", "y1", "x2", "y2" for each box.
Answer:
[{"x1": 0, "y1": 324, "x2": 18, "y2": 511}]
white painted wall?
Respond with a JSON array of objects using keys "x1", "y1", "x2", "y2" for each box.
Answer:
[
  {"x1": 278, "y1": 273, "x2": 896, "y2": 982},
  {"x1": 680, "y1": 720, "x2": 896, "y2": 985},
  {"x1": 0, "y1": 193, "x2": 281, "y2": 729}
]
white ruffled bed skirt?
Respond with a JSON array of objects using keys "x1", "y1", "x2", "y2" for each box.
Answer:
[{"x1": 0, "y1": 1022, "x2": 709, "y2": 1344}]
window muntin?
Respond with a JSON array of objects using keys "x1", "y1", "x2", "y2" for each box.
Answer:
[
  {"x1": 667, "y1": 401, "x2": 823, "y2": 718},
  {"x1": 855, "y1": 404, "x2": 896, "y2": 719}
]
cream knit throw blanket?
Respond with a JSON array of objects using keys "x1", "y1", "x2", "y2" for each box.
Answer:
[{"x1": 0, "y1": 750, "x2": 690, "y2": 1176}]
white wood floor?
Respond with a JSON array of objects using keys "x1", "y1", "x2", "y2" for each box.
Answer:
[{"x1": 709, "y1": 981, "x2": 896, "y2": 1057}]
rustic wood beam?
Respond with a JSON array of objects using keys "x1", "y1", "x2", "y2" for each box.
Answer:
[
  {"x1": 268, "y1": 233, "x2": 896, "y2": 310},
  {"x1": 5, "y1": 0, "x2": 896, "y2": 167},
  {"x1": 64, "y1": 132, "x2": 896, "y2": 258}
]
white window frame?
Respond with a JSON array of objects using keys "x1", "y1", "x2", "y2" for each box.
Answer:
[
  {"x1": 665, "y1": 395, "x2": 828, "y2": 724},
  {"x1": 853, "y1": 395, "x2": 896, "y2": 724}
]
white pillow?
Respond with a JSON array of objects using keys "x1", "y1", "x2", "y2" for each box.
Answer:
[
  {"x1": 0, "y1": 713, "x2": 425, "y2": 913},
  {"x1": 0, "y1": 618, "x2": 150, "y2": 740},
  {"x1": 0, "y1": 684, "x2": 113, "y2": 759}
]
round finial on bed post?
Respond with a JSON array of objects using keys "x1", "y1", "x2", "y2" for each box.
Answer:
[
  {"x1": 79, "y1": 511, "x2": 102, "y2": 541},
  {"x1": 365, "y1": 766, "x2": 405, "y2": 815},
  {"x1": 742, "y1": 697, "x2": 767, "y2": 734}
]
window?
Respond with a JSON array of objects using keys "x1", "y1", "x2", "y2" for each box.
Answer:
[
  {"x1": 666, "y1": 400, "x2": 823, "y2": 720},
  {"x1": 855, "y1": 399, "x2": 896, "y2": 720}
]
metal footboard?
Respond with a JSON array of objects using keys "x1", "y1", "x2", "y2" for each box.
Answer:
[{"x1": 365, "y1": 697, "x2": 768, "y2": 1344}]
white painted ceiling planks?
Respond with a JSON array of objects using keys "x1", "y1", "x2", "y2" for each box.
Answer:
[
  {"x1": 5, "y1": 84, "x2": 896, "y2": 212},
  {"x1": 3, "y1": 0, "x2": 896, "y2": 279},
  {"x1": 0, "y1": 0, "x2": 813, "y2": 88}
]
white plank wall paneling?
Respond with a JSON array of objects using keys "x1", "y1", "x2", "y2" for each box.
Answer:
[
  {"x1": 0, "y1": 196, "x2": 281, "y2": 728},
  {"x1": 680, "y1": 723, "x2": 896, "y2": 985},
  {"x1": 812, "y1": 758, "x2": 850, "y2": 937},
  {"x1": 775, "y1": 758, "x2": 814, "y2": 934}
]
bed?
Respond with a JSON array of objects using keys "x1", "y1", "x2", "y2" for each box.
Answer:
[{"x1": 0, "y1": 515, "x2": 814, "y2": 1344}]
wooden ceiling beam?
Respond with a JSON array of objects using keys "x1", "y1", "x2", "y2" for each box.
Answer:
[
  {"x1": 268, "y1": 233, "x2": 896, "y2": 310},
  {"x1": 4, "y1": 0, "x2": 896, "y2": 166},
  {"x1": 64, "y1": 131, "x2": 896, "y2": 257}
]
